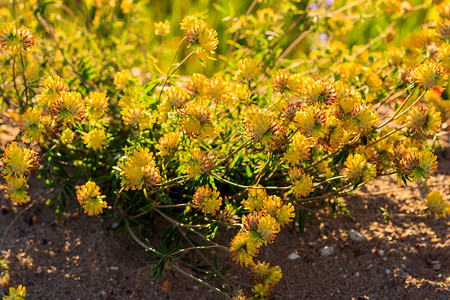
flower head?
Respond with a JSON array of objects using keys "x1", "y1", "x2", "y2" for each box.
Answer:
[
  {"x1": 118, "y1": 148, "x2": 161, "y2": 190},
  {"x1": 242, "y1": 186, "x2": 268, "y2": 212},
  {"x1": 154, "y1": 20, "x2": 171, "y2": 36},
  {"x1": 82, "y1": 128, "x2": 110, "y2": 151},
  {"x1": 293, "y1": 104, "x2": 327, "y2": 139},
  {"x1": 114, "y1": 70, "x2": 134, "y2": 91},
  {"x1": 85, "y1": 92, "x2": 109, "y2": 118},
  {"x1": 234, "y1": 58, "x2": 262, "y2": 81},
  {"x1": 39, "y1": 75, "x2": 69, "y2": 107},
  {"x1": 302, "y1": 78, "x2": 337, "y2": 107},
  {"x1": 426, "y1": 191, "x2": 449, "y2": 218},
  {"x1": 2, "y1": 142, "x2": 40, "y2": 177},
  {"x1": 156, "y1": 132, "x2": 180, "y2": 157},
  {"x1": 289, "y1": 167, "x2": 314, "y2": 197},
  {"x1": 19, "y1": 107, "x2": 43, "y2": 141},
  {"x1": 3, "y1": 285, "x2": 26, "y2": 300},
  {"x1": 3, "y1": 175, "x2": 29, "y2": 205},
  {"x1": 344, "y1": 153, "x2": 376, "y2": 184},
  {"x1": 0, "y1": 22, "x2": 34, "y2": 55},
  {"x1": 76, "y1": 181, "x2": 107, "y2": 216},
  {"x1": 406, "y1": 61, "x2": 448, "y2": 90},
  {"x1": 192, "y1": 185, "x2": 222, "y2": 215},
  {"x1": 51, "y1": 91, "x2": 85, "y2": 125},
  {"x1": 283, "y1": 134, "x2": 311, "y2": 165}
]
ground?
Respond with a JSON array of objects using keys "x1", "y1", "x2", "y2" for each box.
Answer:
[{"x1": 0, "y1": 115, "x2": 449, "y2": 300}]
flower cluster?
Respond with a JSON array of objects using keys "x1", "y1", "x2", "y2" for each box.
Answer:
[
  {"x1": 0, "y1": 22, "x2": 34, "y2": 55},
  {"x1": 1, "y1": 142, "x2": 40, "y2": 204},
  {"x1": 181, "y1": 16, "x2": 218, "y2": 62},
  {"x1": 76, "y1": 181, "x2": 107, "y2": 216}
]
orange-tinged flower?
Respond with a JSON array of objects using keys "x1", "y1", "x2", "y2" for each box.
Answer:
[
  {"x1": 0, "y1": 22, "x2": 34, "y2": 55},
  {"x1": 302, "y1": 78, "x2": 337, "y2": 107},
  {"x1": 19, "y1": 107, "x2": 42, "y2": 141},
  {"x1": 284, "y1": 134, "x2": 311, "y2": 165},
  {"x1": 1, "y1": 142, "x2": 40, "y2": 177},
  {"x1": 184, "y1": 148, "x2": 214, "y2": 178},
  {"x1": 187, "y1": 73, "x2": 207, "y2": 97},
  {"x1": 406, "y1": 61, "x2": 448, "y2": 90},
  {"x1": 118, "y1": 148, "x2": 161, "y2": 191},
  {"x1": 234, "y1": 58, "x2": 262, "y2": 81},
  {"x1": 406, "y1": 105, "x2": 441, "y2": 135},
  {"x1": 437, "y1": 19, "x2": 450, "y2": 40},
  {"x1": 85, "y1": 92, "x2": 108, "y2": 118},
  {"x1": 242, "y1": 186, "x2": 268, "y2": 212},
  {"x1": 230, "y1": 231, "x2": 261, "y2": 266},
  {"x1": 76, "y1": 181, "x2": 107, "y2": 216},
  {"x1": 289, "y1": 167, "x2": 314, "y2": 197},
  {"x1": 156, "y1": 132, "x2": 180, "y2": 157},
  {"x1": 51, "y1": 91, "x2": 85, "y2": 125},
  {"x1": 192, "y1": 185, "x2": 222, "y2": 215},
  {"x1": 114, "y1": 70, "x2": 133, "y2": 90},
  {"x1": 293, "y1": 104, "x2": 327, "y2": 139},
  {"x1": 257, "y1": 214, "x2": 280, "y2": 245},
  {"x1": 344, "y1": 153, "x2": 376, "y2": 184}
]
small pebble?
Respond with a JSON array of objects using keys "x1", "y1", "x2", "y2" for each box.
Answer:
[
  {"x1": 348, "y1": 229, "x2": 366, "y2": 242},
  {"x1": 382, "y1": 257, "x2": 388, "y2": 262},
  {"x1": 410, "y1": 247, "x2": 418, "y2": 254},
  {"x1": 288, "y1": 252, "x2": 299, "y2": 260},
  {"x1": 377, "y1": 250, "x2": 385, "y2": 257},
  {"x1": 319, "y1": 246, "x2": 335, "y2": 257},
  {"x1": 433, "y1": 264, "x2": 441, "y2": 271},
  {"x1": 36, "y1": 267, "x2": 42, "y2": 274},
  {"x1": 366, "y1": 264, "x2": 373, "y2": 270},
  {"x1": 354, "y1": 272, "x2": 360, "y2": 277},
  {"x1": 109, "y1": 266, "x2": 119, "y2": 271},
  {"x1": 385, "y1": 269, "x2": 391, "y2": 275}
]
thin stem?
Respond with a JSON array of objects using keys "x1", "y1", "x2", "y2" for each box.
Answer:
[
  {"x1": 377, "y1": 86, "x2": 419, "y2": 128},
  {"x1": 11, "y1": 57, "x2": 23, "y2": 112},
  {"x1": 169, "y1": 263, "x2": 229, "y2": 299},
  {"x1": 19, "y1": 49, "x2": 29, "y2": 108},
  {"x1": 212, "y1": 173, "x2": 291, "y2": 190},
  {"x1": 366, "y1": 125, "x2": 406, "y2": 148}
]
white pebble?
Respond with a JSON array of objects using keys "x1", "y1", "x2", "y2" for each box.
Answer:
[
  {"x1": 348, "y1": 229, "x2": 366, "y2": 242},
  {"x1": 377, "y1": 250, "x2": 385, "y2": 256},
  {"x1": 385, "y1": 269, "x2": 391, "y2": 275},
  {"x1": 319, "y1": 246, "x2": 335, "y2": 257},
  {"x1": 288, "y1": 252, "x2": 299, "y2": 260}
]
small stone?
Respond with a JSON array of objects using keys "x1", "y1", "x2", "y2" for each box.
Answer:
[
  {"x1": 36, "y1": 267, "x2": 42, "y2": 274},
  {"x1": 366, "y1": 264, "x2": 373, "y2": 270},
  {"x1": 348, "y1": 230, "x2": 366, "y2": 242},
  {"x1": 288, "y1": 252, "x2": 299, "y2": 260},
  {"x1": 382, "y1": 257, "x2": 388, "y2": 262},
  {"x1": 319, "y1": 246, "x2": 335, "y2": 256},
  {"x1": 354, "y1": 272, "x2": 360, "y2": 277},
  {"x1": 377, "y1": 250, "x2": 385, "y2": 256},
  {"x1": 109, "y1": 266, "x2": 119, "y2": 271},
  {"x1": 433, "y1": 264, "x2": 441, "y2": 271},
  {"x1": 385, "y1": 269, "x2": 391, "y2": 275},
  {"x1": 410, "y1": 247, "x2": 418, "y2": 254}
]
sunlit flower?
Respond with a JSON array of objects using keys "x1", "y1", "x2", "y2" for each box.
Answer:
[
  {"x1": 85, "y1": 92, "x2": 108, "y2": 118},
  {"x1": 3, "y1": 175, "x2": 29, "y2": 205},
  {"x1": 250, "y1": 261, "x2": 282, "y2": 287},
  {"x1": 51, "y1": 91, "x2": 85, "y2": 125},
  {"x1": 272, "y1": 70, "x2": 303, "y2": 96},
  {"x1": 114, "y1": 69, "x2": 133, "y2": 90},
  {"x1": 344, "y1": 154, "x2": 376, "y2": 184},
  {"x1": 386, "y1": 46, "x2": 404, "y2": 66},
  {"x1": 293, "y1": 104, "x2": 327, "y2": 139},
  {"x1": 436, "y1": 19, "x2": 450, "y2": 40},
  {"x1": 406, "y1": 105, "x2": 441, "y2": 135},
  {"x1": 156, "y1": 132, "x2": 180, "y2": 157},
  {"x1": 257, "y1": 214, "x2": 280, "y2": 245},
  {"x1": 426, "y1": 191, "x2": 449, "y2": 218},
  {"x1": 3, "y1": 285, "x2": 26, "y2": 300},
  {"x1": 19, "y1": 107, "x2": 42, "y2": 141},
  {"x1": 242, "y1": 186, "x2": 268, "y2": 212},
  {"x1": 205, "y1": 76, "x2": 231, "y2": 103},
  {"x1": 192, "y1": 185, "x2": 222, "y2": 215},
  {"x1": 2, "y1": 142, "x2": 40, "y2": 177},
  {"x1": 0, "y1": 22, "x2": 34, "y2": 55},
  {"x1": 38, "y1": 75, "x2": 69, "y2": 107},
  {"x1": 187, "y1": 73, "x2": 207, "y2": 97},
  {"x1": 121, "y1": 102, "x2": 154, "y2": 129},
  {"x1": 120, "y1": 0, "x2": 133, "y2": 14},
  {"x1": 289, "y1": 167, "x2": 314, "y2": 197},
  {"x1": 180, "y1": 101, "x2": 219, "y2": 138},
  {"x1": 118, "y1": 148, "x2": 161, "y2": 190},
  {"x1": 406, "y1": 61, "x2": 448, "y2": 90},
  {"x1": 244, "y1": 106, "x2": 286, "y2": 148},
  {"x1": 82, "y1": 128, "x2": 110, "y2": 151},
  {"x1": 234, "y1": 58, "x2": 262, "y2": 81},
  {"x1": 230, "y1": 231, "x2": 261, "y2": 266},
  {"x1": 184, "y1": 19, "x2": 218, "y2": 62},
  {"x1": 154, "y1": 20, "x2": 171, "y2": 36},
  {"x1": 184, "y1": 148, "x2": 214, "y2": 178},
  {"x1": 302, "y1": 78, "x2": 337, "y2": 107},
  {"x1": 163, "y1": 86, "x2": 188, "y2": 110},
  {"x1": 76, "y1": 181, "x2": 107, "y2": 216},
  {"x1": 399, "y1": 148, "x2": 437, "y2": 181},
  {"x1": 357, "y1": 106, "x2": 379, "y2": 133},
  {"x1": 283, "y1": 134, "x2": 311, "y2": 165}
]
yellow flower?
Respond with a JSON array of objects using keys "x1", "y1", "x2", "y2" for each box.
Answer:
[
  {"x1": 121, "y1": 102, "x2": 154, "y2": 129},
  {"x1": 192, "y1": 185, "x2": 222, "y2": 215},
  {"x1": 19, "y1": 107, "x2": 42, "y2": 141},
  {"x1": 302, "y1": 78, "x2": 337, "y2": 107},
  {"x1": 156, "y1": 132, "x2": 180, "y2": 157},
  {"x1": 154, "y1": 20, "x2": 171, "y2": 36},
  {"x1": 234, "y1": 58, "x2": 262, "y2": 81},
  {"x1": 205, "y1": 76, "x2": 231, "y2": 104},
  {"x1": 399, "y1": 148, "x2": 437, "y2": 181},
  {"x1": 436, "y1": 19, "x2": 450, "y2": 40},
  {"x1": 82, "y1": 128, "x2": 110, "y2": 151},
  {"x1": 271, "y1": 70, "x2": 303, "y2": 96},
  {"x1": 184, "y1": 148, "x2": 214, "y2": 178},
  {"x1": 386, "y1": 46, "x2": 404, "y2": 66},
  {"x1": 38, "y1": 75, "x2": 69, "y2": 107},
  {"x1": 85, "y1": 92, "x2": 108, "y2": 118},
  {"x1": 284, "y1": 134, "x2": 311, "y2": 165},
  {"x1": 293, "y1": 104, "x2": 327, "y2": 139},
  {"x1": 184, "y1": 19, "x2": 218, "y2": 62},
  {"x1": 187, "y1": 73, "x2": 207, "y2": 97},
  {"x1": 230, "y1": 231, "x2": 261, "y2": 266},
  {"x1": 357, "y1": 107, "x2": 379, "y2": 134},
  {"x1": 406, "y1": 61, "x2": 448, "y2": 90},
  {"x1": 244, "y1": 106, "x2": 286, "y2": 148},
  {"x1": 118, "y1": 148, "x2": 161, "y2": 190},
  {"x1": 250, "y1": 261, "x2": 282, "y2": 287},
  {"x1": 2, "y1": 142, "x2": 40, "y2": 177},
  {"x1": 3, "y1": 285, "x2": 26, "y2": 300},
  {"x1": 0, "y1": 22, "x2": 34, "y2": 55},
  {"x1": 4, "y1": 175, "x2": 29, "y2": 205},
  {"x1": 120, "y1": 0, "x2": 133, "y2": 14},
  {"x1": 289, "y1": 167, "x2": 315, "y2": 197},
  {"x1": 344, "y1": 153, "x2": 376, "y2": 184},
  {"x1": 406, "y1": 105, "x2": 441, "y2": 136},
  {"x1": 61, "y1": 128, "x2": 75, "y2": 145},
  {"x1": 242, "y1": 186, "x2": 268, "y2": 212},
  {"x1": 426, "y1": 191, "x2": 450, "y2": 218},
  {"x1": 114, "y1": 70, "x2": 133, "y2": 90},
  {"x1": 257, "y1": 214, "x2": 280, "y2": 245},
  {"x1": 51, "y1": 91, "x2": 85, "y2": 125},
  {"x1": 180, "y1": 101, "x2": 219, "y2": 138},
  {"x1": 76, "y1": 181, "x2": 107, "y2": 216}
]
